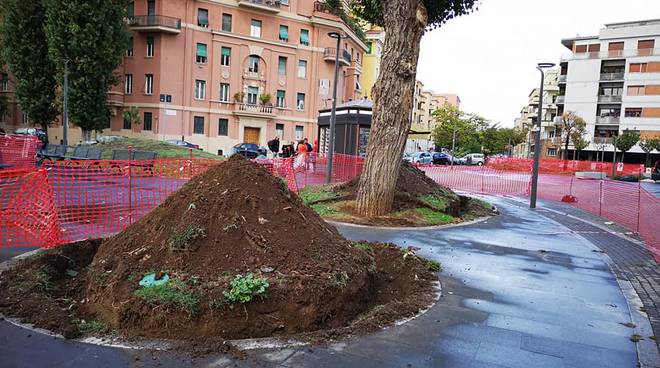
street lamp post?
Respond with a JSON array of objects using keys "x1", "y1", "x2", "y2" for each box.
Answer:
[
  {"x1": 62, "y1": 59, "x2": 70, "y2": 146},
  {"x1": 325, "y1": 32, "x2": 343, "y2": 184},
  {"x1": 530, "y1": 62, "x2": 556, "y2": 209}
]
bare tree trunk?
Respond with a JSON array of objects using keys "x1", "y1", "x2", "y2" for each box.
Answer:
[
  {"x1": 355, "y1": 0, "x2": 427, "y2": 217},
  {"x1": 564, "y1": 133, "x2": 570, "y2": 161}
]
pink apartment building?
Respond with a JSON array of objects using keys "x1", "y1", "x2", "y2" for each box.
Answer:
[{"x1": 1, "y1": 0, "x2": 367, "y2": 155}]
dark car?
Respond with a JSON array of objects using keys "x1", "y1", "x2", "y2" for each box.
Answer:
[
  {"x1": 165, "y1": 139, "x2": 200, "y2": 150},
  {"x1": 232, "y1": 143, "x2": 267, "y2": 159},
  {"x1": 432, "y1": 152, "x2": 458, "y2": 165}
]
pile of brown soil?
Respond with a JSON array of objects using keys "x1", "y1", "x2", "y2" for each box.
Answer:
[
  {"x1": 306, "y1": 162, "x2": 495, "y2": 227},
  {"x1": 0, "y1": 155, "x2": 437, "y2": 346}
]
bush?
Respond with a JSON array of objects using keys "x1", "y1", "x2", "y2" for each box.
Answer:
[
  {"x1": 223, "y1": 273, "x2": 269, "y2": 305},
  {"x1": 77, "y1": 320, "x2": 111, "y2": 335}
]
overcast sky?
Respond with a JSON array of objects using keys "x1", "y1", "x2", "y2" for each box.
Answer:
[{"x1": 416, "y1": 0, "x2": 659, "y2": 127}]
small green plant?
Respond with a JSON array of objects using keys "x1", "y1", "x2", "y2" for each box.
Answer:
[
  {"x1": 427, "y1": 260, "x2": 442, "y2": 272},
  {"x1": 78, "y1": 320, "x2": 111, "y2": 335},
  {"x1": 35, "y1": 268, "x2": 54, "y2": 292},
  {"x1": 311, "y1": 203, "x2": 338, "y2": 216},
  {"x1": 233, "y1": 91, "x2": 245, "y2": 103},
  {"x1": 351, "y1": 241, "x2": 372, "y2": 252},
  {"x1": 209, "y1": 298, "x2": 225, "y2": 310},
  {"x1": 415, "y1": 208, "x2": 454, "y2": 225},
  {"x1": 419, "y1": 195, "x2": 447, "y2": 211},
  {"x1": 223, "y1": 273, "x2": 269, "y2": 305},
  {"x1": 168, "y1": 225, "x2": 206, "y2": 251},
  {"x1": 630, "y1": 334, "x2": 643, "y2": 342},
  {"x1": 299, "y1": 186, "x2": 337, "y2": 205},
  {"x1": 259, "y1": 93, "x2": 272, "y2": 105},
  {"x1": 135, "y1": 279, "x2": 201, "y2": 315}
]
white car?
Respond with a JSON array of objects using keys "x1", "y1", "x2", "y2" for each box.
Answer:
[
  {"x1": 462, "y1": 153, "x2": 485, "y2": 166},
  {"x1": 404, "y1": 152, "x2": 433, "y2": 164}
]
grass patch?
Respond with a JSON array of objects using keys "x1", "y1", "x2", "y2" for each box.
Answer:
[
  {"x1": 630, "y1": 334, "x2": 643, "y2": 342},
  {"x1": 311, "y1": 203, "x2": 339, "y2": 216},
  {"x1": 351, "y1": 241, "x2": 372, "y2": 252},
  {"x1": 95, "y1": 137, "x2": 221, "y2": 159},
  {"x1": 224, "y1": 273, "x2": 269, "y2": 305},
  {"x1": 414, "y1": 208, "x2": 454, "y2": 225},
  {"x1": 474, "y1": 199, "x2": 493, "y2": 210},
  {"x1": 427, "y1": 260, "x2": 442, "y2": 272},
  {"x1": 78, "y1": 320, "x2": 111, "y2": 335},
  {"x1": 419, "y1": 195, "x2": 448, "y2": 211},
  {"x1": 134, "y1": 279, "x2": 201, "y2": 315},
  {"x1": 168, "y1": 225, "x2": 206, "y2": 251},
  {"x1": 299, "y1": 185, "x2": 337, "y2": 205},
  {"x1": 35, "y1": 268, "x2": 55, "y2": 292}
]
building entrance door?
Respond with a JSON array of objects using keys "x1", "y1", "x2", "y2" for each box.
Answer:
[{"x1": 244, "y1": 127, "x2": 260, "y2": 145}]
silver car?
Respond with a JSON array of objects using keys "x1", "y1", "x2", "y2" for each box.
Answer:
[
  {"x1": 462, "y1": 153, "x2": 485, "y2": 166},
  {"x1": 405, "y1": 152, "x2": 433, "y2": 164}
]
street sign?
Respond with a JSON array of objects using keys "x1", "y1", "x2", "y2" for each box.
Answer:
[{"x1": 616, "y1": 162, "x2": 624, "y2": 172}]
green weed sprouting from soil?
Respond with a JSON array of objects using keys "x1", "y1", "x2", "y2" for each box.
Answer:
[
  {"x1": 134, "y1": 279, "x2": 201, "y2": 315},
  {"x1": 77, "y1": 320, "x2": 111, "y2": 335},
  {"x1": 168, "y1": 225, "x2": 206, "y2": 251},
  {"x1": 351, "y1": 241, "x2": 373, "y2": 252},
  {"x1": 415, "y1": 208, "x2": 454, "y2": 224},
  {"x1": 35, "y1": 268, "x2": 55, "y2": 292},
  {"x1": 419, "y1": 195, "x2": 448, "y2": 211},
  {"x1": 223, "y1": 273, "x2": 269, "y2": 305},
  {"x1": 299, "y1": 186, "x2": 337, "y2": 204},
  {"x1": 427, "y1": 260, "x2": 442, "y2": 272},
  {"x1": 311, "y1": 203, "x2": 338, "y2": 216}
]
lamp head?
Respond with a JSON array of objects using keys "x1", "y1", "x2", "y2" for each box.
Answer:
[
  {"x1": 537, "y1": 62, "x2": 556, "y2": 69},
  {"x1": 328, "y1": 32, "x2": 342, "y2": 39}
]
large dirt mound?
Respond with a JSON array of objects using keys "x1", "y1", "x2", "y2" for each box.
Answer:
[{"x1": 81, "y1": 156, "x2": 412, "y2": 340}]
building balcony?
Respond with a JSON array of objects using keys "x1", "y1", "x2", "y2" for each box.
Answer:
[
  {"x1": 323, "y1": 48, "x2": 352, "y2": 66},
  {"x1": 553, "y1": 116, "x2": 563, "y2": 124},
  {"x1": 555, "y1": 95, "x2": 565, "y2": 104},
  {"x1": 233, "y1": 103, "x2": 275, "y2": 118},
  {"x1": 600, "y1": 72, "x2": 624, "y2": 81},
  {"x1": 596, "y1": 116, "x2": 620, "y2": 125},
  {"x1": 597, "y1": 95, "x2": 622, "y2": 103},
  {"x1": 593, "y1": 137, "x2": 614, "y2": 145},
  {"x1": 238, "y1": 0, "x2": 281, "y2": 13},
  {"x1": 242, "y1": 70, "x2": 267, "y2": 81},
  {"x1": 558, "y1": 75, "x2": 567, "y2": 83},
  {"x1": 127, "y1": 15, "x2": 181, "y2": 34},
  {"x1": 561, "y1": 48, "x2": 659, "y2": 61}
]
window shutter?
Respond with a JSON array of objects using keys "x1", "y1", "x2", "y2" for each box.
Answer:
[
  {"x1": 197, "y1": 43, "x2": 207, "y2": 57},
  {"x1": 222, "y1": 47, "x2": 231, "y2": 56},
  {"x1": 277, "y1": 90, "x2": 285, "y2": 98},
  {"x1": 279, "y1": 26, "x2": 288, "y2": 40},
  {"x1": 300, "y1": 30, "x2": 309, "y2": 44}
]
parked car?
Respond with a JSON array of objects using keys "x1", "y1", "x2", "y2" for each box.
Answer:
[
  {"x1": 432, "y1": 152, "x2": 460, "y2": 165},
  {"x1": 461, "y1": 153, "x2": 485, "y2": 166},
  {"x1": 14, "y1": 127, "x2": 48, "y2": 146},
  {"x1": 165, "y1": 139, "x2": 200, "y2": 150},
  {"x1": 231, "y1": 143, "x2": 267, "y2": 159},
  {"x1": 404, "y1": 152, "x2": 433, "y2": 164}
]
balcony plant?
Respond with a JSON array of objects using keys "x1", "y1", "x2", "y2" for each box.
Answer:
[
  {"x1": 259, "y1": 93, "x2": 272, "y2": 106},
  {"x1": 233, "y1": 91, "x2": 245, "y2": 103}
]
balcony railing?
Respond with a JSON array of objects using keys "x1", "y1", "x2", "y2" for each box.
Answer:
[
  {"x1": 555, "y1": 95, "x2": 565, "y2": 104},
  {"x1": 600, "y1": 72, "x2": 624, "y2": 81},
  {"x1": 593, "y1": 137, "x2": 614, "y2": 145},
  {"x1": 597, "y1": 95, "x2": 622, "y2": 103},
  {"x1": 596, "y1": 116, "x2": 620, "y2": 125},
  {"x1": 234, "y1": 103, "x2": 274, "y2": 116},
  {"x1": 127, "y1": 15, "x2": 181, "y2": 33},
  {"x1": 314, "y1": 1, "x2": 332, "y2": 13},
  {"x1": 238, "y1": 0, "x2": 281, "y2": 12},
  {"x1": 561, "y1": 48, "x2": 659, "y2": 61},
  {"x1": 323, "y1": 48, "x2": 352, "y2": 66},
  {"x1": 558, "y1": 75, "x2": 567, "y2": 83}
]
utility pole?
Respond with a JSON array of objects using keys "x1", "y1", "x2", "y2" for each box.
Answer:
[
  {"x1": 530, "y1": 62, "x2": 555, "y2": 209},
  {"x1": 611, "y1": 135, "x2": 618, "y2": 177},
  {"x1": 62, "y1": 59, "x2": 69, "y2": 146},
  {"x1": 325, "y1": 32, "x2": 343, "y2": 184},
  {"x1": 450, "y1": 125, "x2": 457, "y2": 166}
]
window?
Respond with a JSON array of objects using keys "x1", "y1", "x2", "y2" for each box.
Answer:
[
  {"x1": 126, "y1": 37, "x2": 134, "y2": 56},
  {"x1": 196, "y1": 43, "x2": 207, "y2": 64},
  {"x1": 218, "y1": 118, "x2": 228, "y2": 136},
  {"x1": 247, "y1": 86, "x2": 258, "y2": 104},
  {"x1": 297, "y1": 60, "x2": 307, "y2": 78},
  {"x1": 248, "y1": 55, "x2": 259, "y2": 73},
  {"x1": 250, "y1": 20, "x2": 262, "y2": 38},
  {"x1": 222, "y1": 13, "x2": 232, "y2": 32},
  {"x1": 627, "y1": 85, "x2": 645, "y2": 96},
  {"x1": 143, "y1": 112, "x2": 152, "y2": 131},
  {"x1": 217, "y1": 149, "x2": 224, "y2": 156},
  {"x1": 145, "y1": 74, "x2": 153, "y2": 95},
  {"x1": 146, "y1": 35, "x2": 155, "y2": 57},
  {"x1": 147, "y1": 0, "x2": 155, "y2": 16},
  {"x1": 300, "y1": 29, "x2": 309, "y2": 46},
  {"x1": 278, "y1": 56, "x2": 287, "y2": 75},
  {"x1": 0, "y1": 73, "x2": 9, "y2": 91},
  {"x1": 598, "y1": 107, "x2": 620, "y2": 117},
  {"x1": 608, "y1": 42, "x2": 624, "y2": 56},
  {"x1": 599, "y1": 85, "x2": 622, "y2": 96},
  {"x1": 295, "y1": 125, "x2": 304, "y2": 140},
  {"x1": 638, "y1": 39, "x2": 655, "y2": 50},
  {"x1": 296, "y1": 93, "x2": 305, "y2": 111},
  {"x1": 625, "y1": 108, "x2": 642, "y2": 117},
  {"x1": 195, "y1": 80, "x2": 206, "y2": 100},
  {"x1": 123, "y1": 115, "x2": 131, "y2": 129},
  {"x1": 574, "y1": 44, "x2": 587, "y2": 53},
  {"x1": 547, "y1": 148, "x2": 557, "y2": 157},
  {"x1": 276, "y1": 90, "x2": 285, "y2": 108},
  {"x1": 193, "y1": 116, "x2": 204, "y2": 134},
  {"x1": 276, "y1": 123, "x2": 284, "y2": 138},
  {"x1": 280, "y1": 0, "x2": 289, "y2": 4},
  {"x1": 630, "y1": 63, "x2": 648, "y2": 73},
  {"x1": 128, "y1": 1, "x2": 134, "y2": 18},
  {"x1": 125, "y1": 74, "x2": 133, "y2": 95},
  {"x1": 279, "y1": 25, "x2": 289, "y2": 42},
  {"x1": 220, "y1": 83, "x2": 230, "y2": 102},
  {"x1": 221, "y1": 47, "x2": 231, "y2": 66},
  {"x1": 198, "y1": 8, "x2": 209, "y2": 27}
]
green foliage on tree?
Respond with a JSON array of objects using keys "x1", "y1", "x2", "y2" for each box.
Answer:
[
  {"x1": 45, "y1": 0, "x2": 129, "y2": 135},
  {"x1": 639, "y1": 137, "x2": 660, "y2": 166},
  {"x1": 1, "y1": 0, "x2": 59, "y2": 130},
  {"x1": 321, "y1": 0, "x2": 367, "y2": 41},
  {"x1": 122, "y1": 106, "x2": 141, "y2": 127},
  {"x1": 570, "y1": 131, "x2": 589, "y2": 159},
  {"x1": 431, "y1": 105, "x2": 487, "y2": 156},
  {"x1": 615, "y1": 129, "x2": 640, "y2": 161},
  {"x1": 481, "y1": 125, "x2": 527, "y2": 156},
  {"x1": 352, "y1": 0, "x2": 478, "y2": 30}
]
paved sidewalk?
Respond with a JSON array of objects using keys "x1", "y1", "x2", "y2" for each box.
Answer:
[{"x1": 0, "y1": 198, "x2": 654, "y2": 367}]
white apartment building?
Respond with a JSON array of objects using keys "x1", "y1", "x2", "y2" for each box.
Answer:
[{"x1": 559, "y1": 19, "x2": 660, "y2": 161}]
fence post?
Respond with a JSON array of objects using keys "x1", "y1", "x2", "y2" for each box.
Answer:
[
  {"x1": 189, "y1": 148, "x2": 193, "y2": 178},
  {"x1": 598, "y1": 179, "x2": 603, "y2": 217},
  {"x1": 637, "y1": 177, "x2": 641, "y2": 233},
  {"x1": 480, "y1": 164, "x2": 485, "y2": 193},
  {"x1": 128, "y1": 145, "x2": 133, "y2": 226},
  {"x1": 569, "y1": 175, "x2": 574, "y2": 197}
]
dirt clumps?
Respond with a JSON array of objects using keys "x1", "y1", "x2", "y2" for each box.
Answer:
[{"x1": 0, "y1": 155, "x2": 437, "y2": 347}]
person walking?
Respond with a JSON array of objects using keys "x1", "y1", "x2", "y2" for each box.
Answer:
[
  {"x1": 295, "y1": 139, "x2": 308, "y2": 171},
  {"x1": 267, "y1": 136, "x2": 280, "y2": 158}
]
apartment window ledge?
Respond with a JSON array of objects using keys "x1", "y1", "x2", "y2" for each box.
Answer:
[
  {"x1": 144, "y1": 93, "x2": 153, "y2": 96},
  {"x1": 196, "y1": 62, "x2": 207, "y2": 66},
  {"x1": 194, "y1": 98, "x2": 206, "y2": 101}
]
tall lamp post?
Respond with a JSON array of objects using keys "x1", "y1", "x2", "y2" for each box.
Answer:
[
  {"x1": 530, "y1": 62, "x2": 556, "y2": 209},
  {"x1": 325, "y1": 31, "x2": 343, "y2": 184}
]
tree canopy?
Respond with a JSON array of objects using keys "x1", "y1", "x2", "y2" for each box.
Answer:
[
  {"x1": 352, "y1": 0, "x2": 478, "y2": 30},
  {"x1": 615, "y1": 129, "x2": 640, "y2": 161}
]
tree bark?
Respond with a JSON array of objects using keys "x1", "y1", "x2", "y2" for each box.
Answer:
[
  {"x1": 564, "y1": 133, "x2": 570, "y2": 161},
  {"x1": 355, "y1": 0, "x2": 427, "y2": 217}
]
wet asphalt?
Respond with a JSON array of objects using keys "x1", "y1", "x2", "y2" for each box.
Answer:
[{"x1": 0, "y1": 197, "x2": 650, "y2": 368}]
